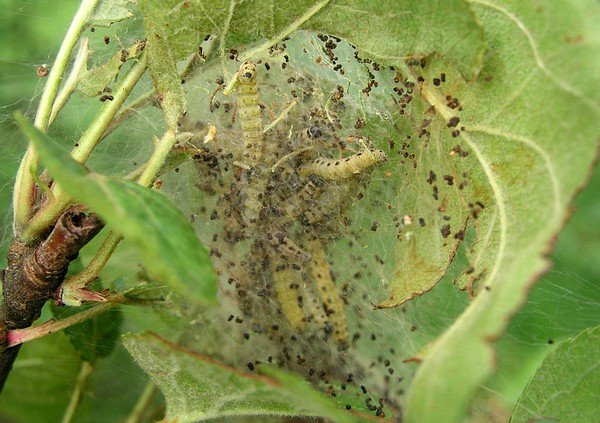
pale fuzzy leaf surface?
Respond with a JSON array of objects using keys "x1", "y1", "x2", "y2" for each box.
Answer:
[
  {"x1": 89, "y1": 0, "x2": 139, "y2": 27},
  {"x1": 141, "y1": 1, "x2": 186, "y2": 131},
  {"x1": 141, "y1": 0, "x2": 484, "y2": 77},
  {"x1": 404, "y1": 0, "x2": 600, "y2": 421},
  {"x1": 123, "y1": 332, "x2": 363, "y2": 422},
  {"x1": 77, "y1": 40, "x2": 146, "y2": 97},
  {"x1": 15, "y1": 113, "x2": 217, "y2": 302},
  {"x1": 512, "y1": 325, "x2": 600, "y2": 422}
]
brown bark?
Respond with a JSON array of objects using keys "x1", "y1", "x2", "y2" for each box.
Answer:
[{"x1": 0, "y1": 207, "x2": 103, "y2": 392}]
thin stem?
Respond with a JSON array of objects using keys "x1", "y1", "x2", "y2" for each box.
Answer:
[
  {"x1": 63, "y1": 231, "x2": 123, "y2": 290},
  {"x1": 6, "y1": 294, "x2": 162, "y2": 348},
  {"x1": 138, "y1": 130, "x2": 177, "y2": 187},
  {"x1": 263, "y1": 100, "x2": 297, "y2": 133},
  {"x1": 103, "y1": 51, "x2": 202, "y2": 140},
  {"x1": 7, "y1": 300, "x2": 119, "y2": 348},
  {"x1": 22, "y1": 54, "x2": 148, "y2": 244},
  {"x1": 70, "y1": 53, "x2": 148, "y2": 164},
  {"x1": 35, "y1": 0, "x2": 99, "y2": 130},
  {"x1": 13, "y1": 0, "x2": 100, "y2": 233},
  {"x1": 103, "y1": 90, "x2": 158, "y2": 139},
  {"x1": 49, "y1": 38, "x2": 91, "y2": 126},
  {"x1": 124, "y1": 381, "x2": 157, "y2": 423},
  {"x1": 61, "y1": 361, "x2": 94, "y2": 423}
]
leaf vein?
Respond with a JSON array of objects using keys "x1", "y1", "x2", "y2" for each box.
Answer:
[{"x1": 468, "y1": 0, "x2": 600, "y2": 114}]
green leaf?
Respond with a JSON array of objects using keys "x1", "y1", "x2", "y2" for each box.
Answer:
[
  {"x1": 512, "y1": 325, "x2": 600, "y2": 422},
  {"x1": 0, "y1": 331, "x2": 82, "y2": 422},
  {"x1": 50, "y1": 302, "x2": 123, "y2": 363},
  {"x1": 14, "y1": 112, "x2": 217, "y2": 302},
  {"x1": 140, "y1": 0, "x2": 484, "y2": 77},
  {"x1": 77, "y1": 40, "x2": 146, "y2": 97},
  {"x1": 123, "y1": 332, "x2": 363, "y2": 422},
  {"x1": 141, "y1": 1, "x2": 186, "y2": 131},
  {"x1": 89, "y1": 0, "x2": 139, "y2": 28},
  {"x1": 404, "y1": 1, "x2": 600, "y2": 421}
]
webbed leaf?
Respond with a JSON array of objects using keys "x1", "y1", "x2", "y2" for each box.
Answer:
[{"x1": 123, "y1": 332, "x2": 366, "y2": 422}]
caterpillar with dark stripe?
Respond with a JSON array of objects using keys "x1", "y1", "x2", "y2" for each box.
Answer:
[
  {"x1": 299, "y1": 148, "x2": 387, "y2": 181},
  {"x1": 269, "y1": 253, "x2": 306, "y2": 332},
  {"x1": 236, "y1": 61, "x2": 263, "y2": 168},
  {"x1": 308, "y1": 239, "x2": 349, "y2": 349}
]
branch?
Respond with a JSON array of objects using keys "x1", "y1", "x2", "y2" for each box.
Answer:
[{"x1": 0, "y1": 207, "x2": 103, "y2": 392}]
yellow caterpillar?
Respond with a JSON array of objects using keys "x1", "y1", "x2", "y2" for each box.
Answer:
[
  {"x1": 299, "y1": 148, "x2": 387, "y2": 181},
  {"x1": 307, "y1": 239, "x2": 349, "y2": 349},
  {"x1": 270, "y1": 253, "x2": 306, "y2": 332},
  {"x1": 236, "y1": 61, "x2": 263, "y2": 168},
  {"x1": 238, "y1": 171, "x2": 266, "y2": 230}
]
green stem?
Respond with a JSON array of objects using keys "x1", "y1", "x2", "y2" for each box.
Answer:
[
  {"x1": 48, "y1": 38, "x2": 91, "y2": 126},
  {"x1": 12, "y1": 0, "x2": 100, "y2": 234},
  {"x1": 102, "y1": 51, "x2": 202, "y2": 140},
  {"x1": 22, "y1": 54, "x2": 148, "y2": 244},
  {"x1": 124, "y1": 381, "x2": 157, "y2": 423},
  {"x1": 70, "y1": 53, "x2": 148, "y2": 164},
  {"x1": 21, "y1": 194, "x2": 72, "y2": 244},
  {"x1": 63, "y1": 231, "x2": 123, "y2": 289},
  {"x1": 61, "y1": 361, "x2": 94, "y2": 423},
  {"x1": 138, "y1": 130, "x2": 177, "y2": 187}
]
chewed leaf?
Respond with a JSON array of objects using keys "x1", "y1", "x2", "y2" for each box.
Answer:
[
  {"x1": 89, "y1": 0, "x2": 138, "y2": 28},
  {"x1": 404, "y1": 1, "x2": 600, "y2": 421},
  {"x1": 77, "y1": 40, "x2": 146, "y2": 97},
  {"x1": 511, "y1": 325, "x2": 600, "y2": 422},
  {"x1": 15, "y1": 112, "x2": 216, "y2": 302},
  {"x1": 123, "y1": 332, "x2": 364, "y2": 422}
]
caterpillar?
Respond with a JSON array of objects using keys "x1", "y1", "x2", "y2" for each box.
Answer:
[
  {"x1": 236, "y1": 61, "x2": 263, "y2": 168},
  {"x1": 307, "y1": 239, "x2": 349, "y2": 349},
  {"x1": 238, "y1": 168, "x2": 267, "y2": 230},
  {"x1": 269, "y1": 253, "x2": 306, "y2": 332},
  {"x1": 299, "y1": 148, "x2": 387, "y2": 181}
]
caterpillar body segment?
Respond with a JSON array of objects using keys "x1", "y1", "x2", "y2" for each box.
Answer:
[
  {"x1": 299, "y1": 148, "x2": 387, "y2": 181},
  {"x1": 308, "y1": 239, "x2": 349, "y2": 349},
  {"x1": 236, "y1": 61, "x2": 263, "y2": 168},
  {"x1": 239, "y1": 170, "x2": 267, "y2": 229},
  {"x1": 270, "y1": 254, "x2": 306, "y2": 332}
]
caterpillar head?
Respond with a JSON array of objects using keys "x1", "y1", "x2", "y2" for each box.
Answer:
[{"x1": 237, "y1": 61, "x2": 257, "y2": 84}]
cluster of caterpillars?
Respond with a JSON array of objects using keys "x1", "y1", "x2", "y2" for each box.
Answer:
[{"x1": 196, "y1": 61, "x2": 387, "y2": 351}]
